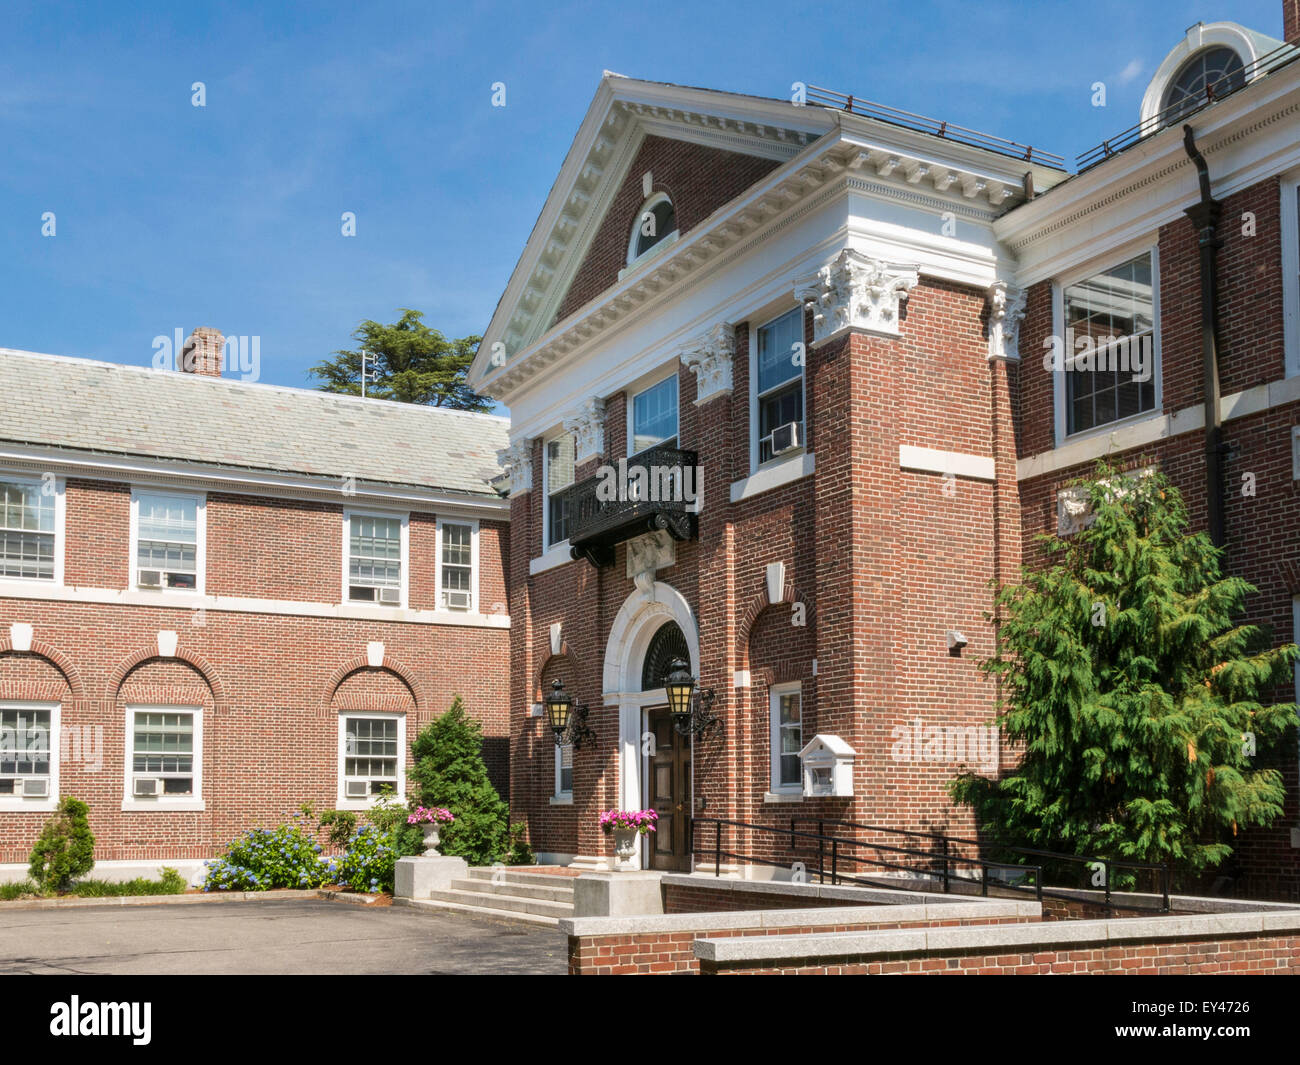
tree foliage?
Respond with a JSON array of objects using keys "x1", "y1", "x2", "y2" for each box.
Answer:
[
  {"x1": 309, "y1": 308, "x2": 488, "y2": 411},
  {"x1": 951, "y1": 464, "x2": 1298, "y2": 875},
  {"x1": 408, "y1": 697, "x2": 509, "y2": 865}
]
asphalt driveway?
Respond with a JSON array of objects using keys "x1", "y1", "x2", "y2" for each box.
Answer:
[{"x1": 0, "y1": 900, "x2": 568, "y2": 975}]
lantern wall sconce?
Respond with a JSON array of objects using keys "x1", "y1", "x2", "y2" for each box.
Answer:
[
  {"x1": 663, "y1": 658, "x2": 720, "y2": 738},
  {"x1": 544, "y1": 678, "x2": 595, "y2": 749}
]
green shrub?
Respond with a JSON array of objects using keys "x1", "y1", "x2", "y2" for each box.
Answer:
[
  {"x1": 70, "y1": 868, "x2": 187, "y2": 897},
  {"x1": 408, "y1": 697, "x2": 509, "y2": 865},
  {"x1": 319, "y1": 809, "x2": 358, "y2": 850},
  {"x1": 507, "y1": 822, "x2": 536, "y2": 866},
  {"x1": 28, "y1": 797, "x2": 95, "y2": 893},
  {"x1": 203, "y1": 819, "x2": 329, "y2": 891},
  {"x1": 0, "y1": 880, "x2": 40, "y2": 900},
  {"x1": 329, "y1": 826, "x2": 399, "y2": 893}
]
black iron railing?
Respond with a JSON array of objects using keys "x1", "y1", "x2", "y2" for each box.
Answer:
[
  {"x1": 805, "y1": 84, "x2": 1065, "y2": 169},
  {"x1": 1076, "y1": 40, "x2": 1300, "y2": 171},
  {"x1": 689, "y1": 816, "x2": 1171, "y2": 916},
  {"x1": 560, "y1": 444, "x2": 699, "y2": 567}
]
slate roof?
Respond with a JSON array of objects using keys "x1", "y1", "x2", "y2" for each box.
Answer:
[{"x1": 0, "y1": 349, "x2": 510, "y2": 497}]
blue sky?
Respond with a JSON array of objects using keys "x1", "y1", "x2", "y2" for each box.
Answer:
[{"x1": 0, "y1": 0, "x2": 1287, "y2": 403}]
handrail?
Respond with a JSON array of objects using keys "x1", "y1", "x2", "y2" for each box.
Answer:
[
  {"x1": 1075, "y1": 39, "x2": 1300, "y2": 171},
  {"x1": 691, "y1": 816, "x2": 1171, "y2": 915}
]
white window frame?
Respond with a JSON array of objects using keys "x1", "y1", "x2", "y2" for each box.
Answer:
[
  {"x1": 627, "y1": 370, "x2": 680, "y2": 457},
  {"x1": 1051, "y1": 241, "x2": 1163, "y2": 449},
  {"x1": 129, "y1": 487, "x2": 206, "y2": 596},
  {"x1": 543, "y1": 431, "x2": 576, "y2": 551},
  {"x1": 769, "y1": 681, "x2": 803, "y2": 796},
  {"x1": 121, "y1": 704, "x2": 204, "y2": 812},
  {"x1": 436, "y1": 517, "x2": 479, "y2": 612},
  {"x1": 0, "y1": 473, "x2": 65, "y2": 587},
  {"x1": 1283, "y1": 170, "x2": 1300, "y2": 379},
  {"x1": 341, "y1": 508, "x2": 410, "y2": 608},
  {"x1": 336, "y1": 712, "x2": 406, "y2": 810},
  {"x1": 0, "y1": 700, "x2": 60, "y2": 812},
  {"x1": 553, "y1": 742, "x2": 574, "y2": 802},
  {"x1": 624, "y1": 191, "x2": 680, "y2": 269},
  {"x1": 750, "y1": 306, "x2": 807, "y2": 473}
]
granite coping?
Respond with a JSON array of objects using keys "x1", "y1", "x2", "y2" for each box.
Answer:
[
  {"x1": 692, "y1": 907, "x2": 1300, "y2": 963},
  {"x1": 559, "y1": 898, "x2": 1039, "y2": 938},
  {"x1": 659, "y1": 873, "x2": 977, "y2": 907}
]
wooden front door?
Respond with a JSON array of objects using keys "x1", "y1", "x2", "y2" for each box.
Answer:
[{"x1": 646, "y1": 708, "x2": 691, "y2": 871}]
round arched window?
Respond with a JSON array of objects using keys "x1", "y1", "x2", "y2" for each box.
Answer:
[
  {"x1": 1161, "y1": 46, "x2": 1245, "y2": 124},
  {"x1": 628, "y1": 193, "x2": 676, "y2": 264},
  {"x1": 641, "y1": 620, "x2": 689, "y2": 691}
]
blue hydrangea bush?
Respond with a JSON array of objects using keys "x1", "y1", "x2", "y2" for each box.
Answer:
[
  {"x1": 329, "y1": 826, "x2": 398, "y2": 893},
  {"x1": 202, "y1": 819, "x2": 328, "y2": 892}
]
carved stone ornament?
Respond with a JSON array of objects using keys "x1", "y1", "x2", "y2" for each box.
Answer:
[
  {"x1": 564, "y1": 397, "x2": 606, "y2": 462},
  {"x1": 626, "y1": 530, "x2": 675, "y2": 600},
  {"x1": 987, "y1": 281, "x2": 1027, "y2": 362},
  {"x1": 794, "y1": 249, "x2": 919, "y2": 342},
  {"x1": 497, "y1": 440, "x2": 533, "y2": 496},
  {"x1": 681, "y1": 322, "x2": 735, "y2": 404}
]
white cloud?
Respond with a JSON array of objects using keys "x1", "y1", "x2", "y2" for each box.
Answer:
[{"x1": 1118, "y1": 59, "x2": 1144, "y2": 85}]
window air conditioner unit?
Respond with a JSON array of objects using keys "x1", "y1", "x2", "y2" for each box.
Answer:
[
  {"x1": 21, "y1": 777, "x2": 50, "y2": 798},
  {"x1": 443, "y1": 589, "x2": 471, "y2": 610},
  {"x1": 133, "y1": 777, "x2": 161, "y2": 797},
  {"x1": 345, "y1": 780, "x2": 370, "y2": 799},
  {"x1": 378, "y1": 587, "x2": 401, "y2": 605},
  {"x1": 771, "y1": 422, "x2": 801, "y2": 456},
  {"x1": 138, "y1": 569, "x2": 162, "y2": 588}
]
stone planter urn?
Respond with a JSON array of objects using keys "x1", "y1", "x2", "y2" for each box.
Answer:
[
  {"x1": 613, "y1": 827, "x2": 639, "y2": 865},
  {"x1": 421, "y1": 823, "x2": 443, "y2": 856}
]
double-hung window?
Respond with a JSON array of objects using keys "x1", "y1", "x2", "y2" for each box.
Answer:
[
  {"x1": 345, "y1": 511, "x2": 407, "y2": 606},
  {"x1": 630, "y1": 375, "x2": 679, "y2": 453},
  {"x1": 0, "y1": 477, "x2": 59, "y2": 582},
  {"x1": 438, "y1": 519, "x2": 476, "y2": 611},
  {"x1": 132, "y1": 490, "x2": 203, "y2": 592},
  {"x1": 545, "y1": 433, "x2": 576, "y2": 549},
  {"x1": 1061, "y1": 252, "x2": 1157, "y2": 436},
  {"x1": 555, "y1": 743, "x2": 573, "y2": 800},
  {"x1": 770, "y1": 683, "x2": 802, "y2": 794},
  {"x1": 0, "y1": 701, "x2": 58, "y2": 807},
  {"x1": 339, "y1": 714, "x2": 405, "y2": 805},
  {"x1": 755, "y1": 308, "x2": 805, "y2": 464},
  {"x1": 125, "y1": 705, "x2": 202, "y2": 808}
]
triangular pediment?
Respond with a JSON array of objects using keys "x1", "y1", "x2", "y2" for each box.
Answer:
[{"x1": 473, "y1": 75, "x2": 832, "y2": 385}]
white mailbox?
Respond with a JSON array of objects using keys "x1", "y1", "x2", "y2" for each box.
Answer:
[{"x1": 799, "y1": 734, "x2": 855, "y2": 797}]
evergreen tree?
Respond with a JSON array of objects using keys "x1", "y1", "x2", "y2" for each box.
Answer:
[
  {"x1": 408, "y1": 697, "x2": 508, "y2": 865},
  {"x1": 309, "y1": 308, "x2": 489, "y2": 411},
  {"x1": 951, "y1": 463, "x2": 1298, "y2": 875},
  {"x1": 28, "y1": 796, "x2": 96, "y2": 892}
]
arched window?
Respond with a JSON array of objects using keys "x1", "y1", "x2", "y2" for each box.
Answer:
[
  {"x1": 641, "y1": 620, "x2": 689, "y2": 691},
  {"x1": 627, "y1": 192, "x2": 677, "y2": 265},
  {"x1": 1160, "y1": 46, "x2": 1244, "y2": 125}
]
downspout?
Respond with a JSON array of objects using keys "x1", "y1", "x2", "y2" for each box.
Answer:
[{"x1": 1182, "y1": 125, "x2": 1226, "y2": 551}]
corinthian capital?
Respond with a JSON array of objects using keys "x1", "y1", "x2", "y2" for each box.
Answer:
[
  {"x1": 987, "y1": 281, "x2": 1027, "y2": 362},
  {"x1": 564, "y1": 397, "x2": 606, "y2": 462},
  {"x1": 794, "y1": 249, "x2": 919, "y2": 343},
  {"x1": 681, "y1": 322, "x2": 735, "y2": 405},
  {"x1": 497, "y1": 439, "x2": 533, "y2": 497}
]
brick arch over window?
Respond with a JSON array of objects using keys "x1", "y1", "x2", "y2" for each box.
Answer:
[
  {"x1": 532, "y1": 647, "x2": 587, "y2": 704},
  {"x1": 108, "y1": 647, "x2": 228, "y2": 713},
  {"x1": 736, "y1": 580, "x2": 814, "y2": 682},
  {"x1": 332, "y1": 668, "x2": 417, "y2": 717},
  {"x1": 0, "y1": 638, "x2": 87, "y2": 702},
  {"x1": 322, "y1": 655, "x2": 423, "y2": 720}
]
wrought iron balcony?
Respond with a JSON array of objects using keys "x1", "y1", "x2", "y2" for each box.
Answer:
[{"x1": 560, "y1": 445, "x2": 700, "y2": 567}]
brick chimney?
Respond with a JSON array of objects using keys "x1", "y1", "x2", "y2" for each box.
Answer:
[
  {"x1": 180, "y1": 327, "x2": 225, "y2": 377},
  {"x1": 1286, "y1": 0, "x2": 1300, "y2": 44}
]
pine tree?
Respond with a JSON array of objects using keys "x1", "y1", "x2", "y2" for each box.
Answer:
[
  {"x1": 408, "y1": 697, "x2": 508, "y2": 865},
  {"x1": 28, "y1": 796, "x2": 96, "y2": 892},
  {"x1": 951, "y1": 463, "x2": 1298, "y2": 876}
]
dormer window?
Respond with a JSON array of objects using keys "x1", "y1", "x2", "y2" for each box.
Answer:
[
  {"x1": 1159, "y1": 46, "x2": 1245, "y2": 126},
  {"x1": 627, "y1": 192, "x2": 677, "y2": 265}
]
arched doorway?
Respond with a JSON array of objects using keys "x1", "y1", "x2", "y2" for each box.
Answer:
[
  {"x1": 600, "y1": 582, "x2": 699, "y2": 871},
  {"x1": 640, "y1": 620, "x2": 692, "y2": 871}
]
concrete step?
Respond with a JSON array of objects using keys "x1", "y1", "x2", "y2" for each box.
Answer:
[
  {"x1": 449, "y1": 877, "x2": 574, "y2": 903},
  {"x1": 465, "y1": 867, "x2": 579, "y2": 890},
  {"x1": 394, "y1": 896, "x2": 562, "y2": 928},
  {"x1": 424, "y1": 887, "x2": 575, "y2": 920}
]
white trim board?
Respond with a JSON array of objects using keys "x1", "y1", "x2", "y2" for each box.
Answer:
[{"x1": 898, "y1": 446, "x2": 995, "y2": 481}]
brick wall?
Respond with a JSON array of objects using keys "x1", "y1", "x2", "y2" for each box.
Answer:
[{"x1": 0, "y1": 483, "x2": 510, "y2": 863}]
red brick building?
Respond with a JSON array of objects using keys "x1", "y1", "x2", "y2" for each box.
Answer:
[
  {"x1": 473, "y1": 9, "x2": 1300, "y2": 898},
  {"x1": 0, "y1": 331, "x2": 510, "y2": 881}
]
